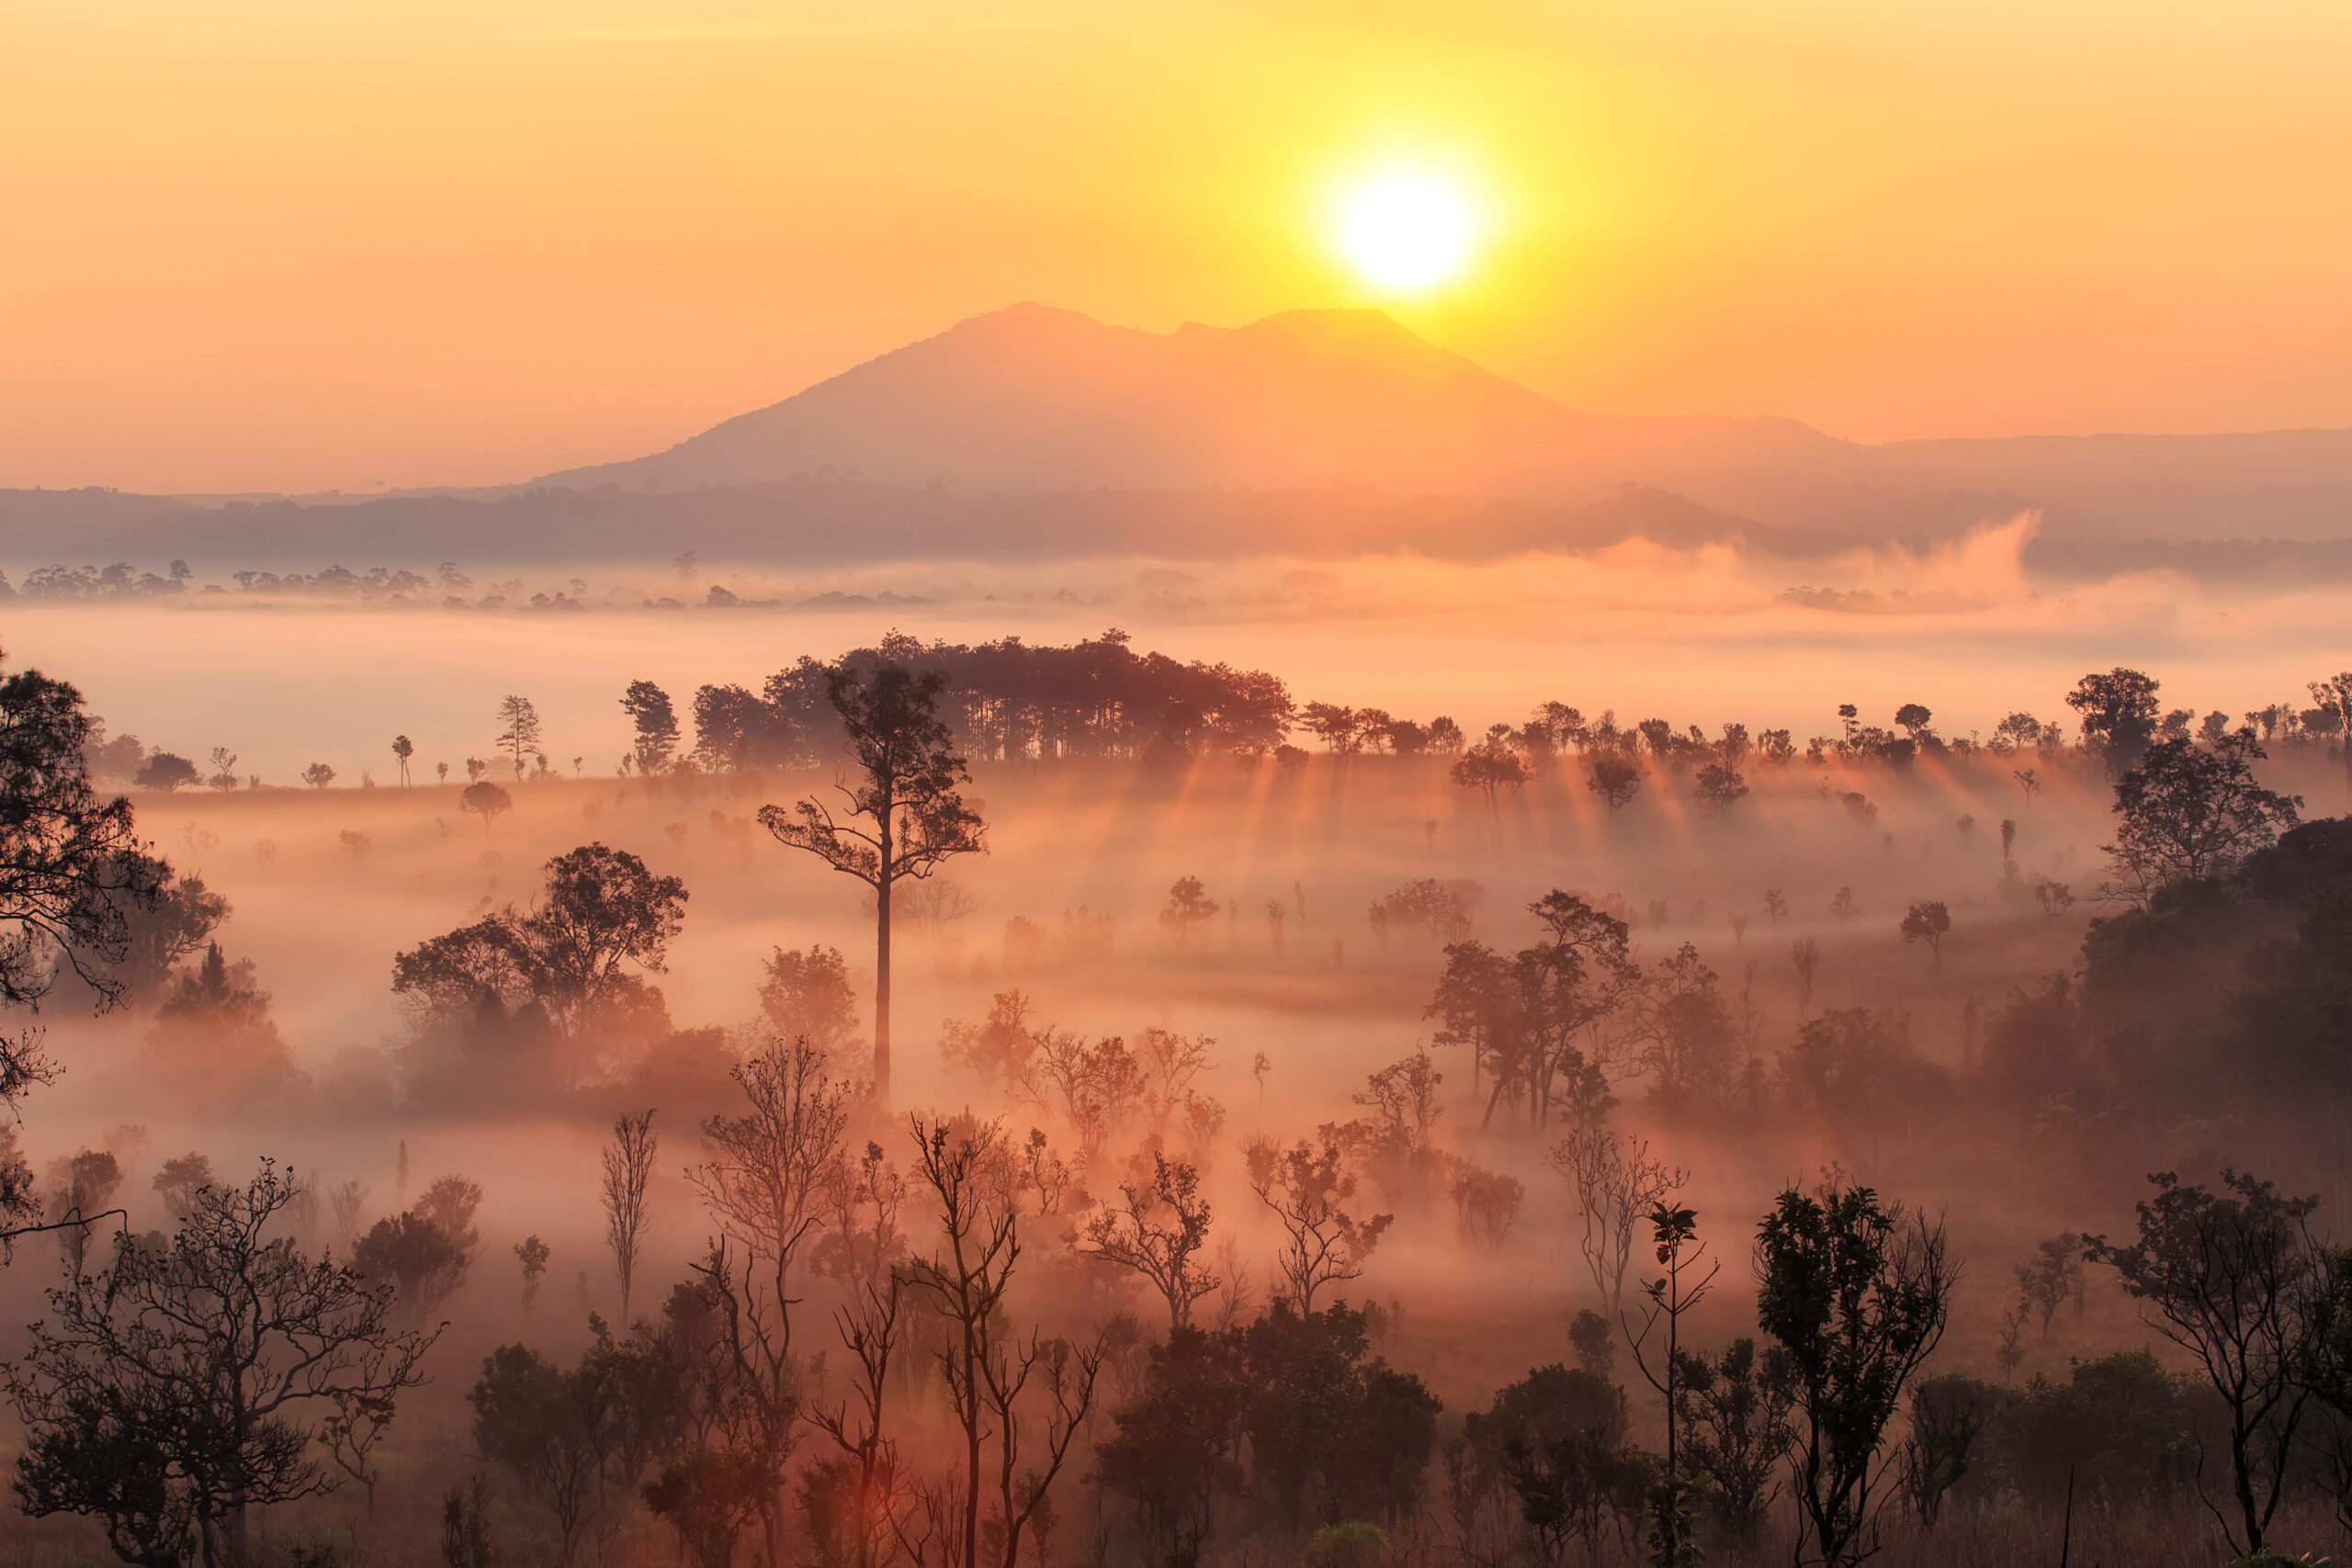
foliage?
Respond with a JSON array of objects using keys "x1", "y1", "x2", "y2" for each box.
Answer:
[
  {"x1": 1754, "y1": 1180, "x2": 1954, "y2": 1568},
  {"x1": 2107, "y1": 733, "x2": 2301, "y2": 903},
  {"x1": 7, "y1": 1162, "x2": 435, "y2": 1567},
  {"x1": 2086, "y1": 1169, "x2": 2321, "y2": 1554}
]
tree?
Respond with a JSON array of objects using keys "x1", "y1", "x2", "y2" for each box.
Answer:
[
  {"x1": 1791, "y1": 937, "x2": 1821, "y2": 1018},
  {"x1": 1082, "y1": 1152, "x2": 1219, "y2": 1328},
  {"x1": 494, "y1": 694, "x2": 543, "y2": 778},
  {"x1": 458, "y1": 780, "x2": 511, "y2": 839},
  {"x1": 2015, "y1": 1235, "x2": 2083, "y2": 1340},
  {"x1": 2105, "y1": 732, "x2": 2300, "y2": 902},
  {"x1": 1898, "y1": 900, "x2": 1951, "y2": 974},
  {"x1": 515, "y1": 1234, "x2": 550, "y2": 1315},
  {"x1": 603, "y1": 1109, "x2": 657, "y2": 1324},
  {"x1": 1624, "y1": 1203, "x2": 1721, "y2": 1566},
  {"x1": 685, "y1": 1038, "x2": 851, "y2": 1563},
  {"x1": 207, "y1": 748, "x2": 239, "y2": 791},
  {"x1": 1551, "y1": 1128, "x2": 1684, "y2": 1314},
  {"x1": 2065, "y1": 667, "x2": 2162, "y2": 774},
  {"x1": 2086, "y1": 1169, "x2": 2320, "y2": 1555},
  {"x1": 302, "y1": 762, "x2": 335, "y2": 789},
  {"x1": 757, "y1": 943, "x2": 860, "y2": 1050},
  {"x1": 1588, "y1": 754, "x2": 1643, "y2": 821},
  {"x1": 904, "y1": 1113, "x2": 1107, "y2": 1568},
  {"x1": 469, "y1": 1342, "x2": 607, "y2": 1565},
  {"x1": 643, "y1": 1445, "x2": 770, "y2": 1568},
  {"x1": 390, "y1": 734, "x2": 413, "y2": 788},
  {"x1": 134, "y1": 751, "x2": 199, "y2": 792},
  {"x1": 622, "y1": 680, "x2": 682, "y2": 774},
  {"x1": 352, "y1": 1173, "x2": 482, "y2": 1327},
  {"x1": 1692, "y1": 761, "x2": 1747, "y2": 815},
  {"x1": 1453, "y1": 738, "x2": 1527, "y2": 808},
  {"x1": 524, "y1": 843, "x2": 688, "y2": 1033},
  {"x1": 2311, "y1": 671, "x2": 2352, "y2": 800},
  {"x1": 1754, "y1": 1180, "x2": 1954, "y2": 1568},
  {"x1": 759, "y1": 661, "x2": 985, "y2": 1101},
  {"x1": 1244, "y1": 1134, "x2": 1393, "y2": 1311},
  {"x1": 1672, "y1": 1337, "x2": 1792, "y2": 1546},
  {"x1": 0, "y1": 668, "x2": 161, "y2": 1019},
  {"x1": 803, "y1": 1270, "x2": 909, "y2": 1568},
  {"x1": 6, "y1": 1162, "x2": 436, "y2": 1567},
  {"x1": 1159, "y1": 874, "x2": 1220, "y2": 947}
]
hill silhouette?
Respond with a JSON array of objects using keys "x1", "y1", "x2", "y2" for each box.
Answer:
[{"x1": 531, "y1": 303, "x2": 1843, "y2": 499}]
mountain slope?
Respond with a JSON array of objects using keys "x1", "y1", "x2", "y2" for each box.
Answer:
[{"x1": 531, "y1": 303, "x2": 1846, "y2": 498}]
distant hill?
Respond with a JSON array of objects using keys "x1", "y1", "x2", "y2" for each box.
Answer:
[
  {"x1": 530, "y1": 303, "x2": 1847, "y2": 502},
  {"x1": 526, "y1": 303, "x2": 2352, "y2": 545},
  {"x1": 7, "y1": 303, "x2": 2352, "y2": 574}
]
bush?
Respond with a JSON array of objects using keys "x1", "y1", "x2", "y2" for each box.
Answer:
[{"x1": 1306, "y1": 1521, "x2": 1388, "y2": 1568}]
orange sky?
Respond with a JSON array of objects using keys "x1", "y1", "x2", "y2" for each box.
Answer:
[{"x1": 6, "y1": 0, "x2": 2352, "y2": 493}]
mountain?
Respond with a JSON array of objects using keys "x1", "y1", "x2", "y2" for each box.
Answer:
[{"x1": 530, "y1": 302, "x2": 1848, "y2": 500}]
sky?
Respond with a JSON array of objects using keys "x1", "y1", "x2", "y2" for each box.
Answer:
[{"x1": 6, "y1": 0, "x2": 2352, "y2": 492}]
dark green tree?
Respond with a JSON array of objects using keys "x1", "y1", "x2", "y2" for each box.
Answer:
[
  {"x1": 2086, "y1": 1169, "x2": 2320, "y2": 1556},
  {"x1": 1754, "y1": 1181, "x2": 1954, "y2": 1568}
]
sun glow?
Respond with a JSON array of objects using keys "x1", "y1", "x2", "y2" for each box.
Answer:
[{"x1": 1333, "y1": 170, "x2": 1479, "y2": 294}]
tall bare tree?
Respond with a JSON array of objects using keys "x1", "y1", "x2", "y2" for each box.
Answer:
[
  {"x1": 759, "y1": 662, "x2": 985, "y2": 1101},
  {"x1": 904, "y1": 1114, "x2": 1105, "y2": 1568},
  {"x1": 685, "y1": 1038, "x2": 850, "y2": 1566},
  {"x1": 602, "y1": 1109, "x2": 657, "y2": 1324}
]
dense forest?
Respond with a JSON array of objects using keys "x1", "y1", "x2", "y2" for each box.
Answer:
[{"x1": 3, "y1": 630, "x2": 2351, "y2": 1568}]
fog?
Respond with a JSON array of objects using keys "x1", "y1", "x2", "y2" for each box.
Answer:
[{"x1": 6, "y1": 549, "x2": 2352, "y2": 1566}]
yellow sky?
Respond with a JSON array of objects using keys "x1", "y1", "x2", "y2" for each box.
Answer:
[{"x1": 6, "y1": 0, "x2": 2352, "y2": 492}]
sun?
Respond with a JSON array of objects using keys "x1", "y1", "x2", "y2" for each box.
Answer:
[{"x1": 1334, "y1": 171, "x2": 1478, "y2": 294}]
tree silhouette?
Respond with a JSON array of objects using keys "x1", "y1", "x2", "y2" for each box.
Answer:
[
  {"x1": 758, "y1": 662, "x2": 984, "y2": 1101},
  {"x1": 302, "y1": 762, "x2": 336, "y2": 789},
  {"x1": 458, "y1": 780, "x2": 512, "y2": 839},
  {"x1": 1899, "y1": 900, "x2": 1951, "y2": 974},
  {"x1": 622, "y1": 681, "x2": 682, "y2": 774},
  {"x1": 1586, "y1": 754, "x2": 1643, "y2": 823},
  {"x1": 2087, "y1": 1170, "x2": 2319, "y2": 1556},
  {"x1": 2311, "y1": 671, "x2": 2352, "y2": 801},
  {"x1": 2065, "y1": 667, "x2": 2162, "y2": 775},
  {"x1": 1243, "y1": 1134, "x2": 1392, "y2": 1311},
  {"x1": 134, "y1": 751, "x2": 198, "y2": 792},
  {"x1": 6, "y1": 1162, "x2": 436, "y2": 1565},
  {"x1": 1082, "y1": 1152, "x2": 1219, "y2": 1328},
  {"x1": 391, "y1": 734, "x2": 413, "y2": 788},
  {"x1": 495, "y1": 694, "x2": 543, "y2": 780},
  {"x1": 1756, "y1": 1180, "x2": 1953, "y2": 1568},
  {"x1": 1693, "y1": 761, "x2": 1748, "y2": 814},
  {"x1": 603, "y1": 1109, "x2": 657, "y2": 1324},
  {"x1": 2105, "y1": 731, "x2": 2300, "y2": 902},
  {"x1": 1453, "y1": 737, "x2": 1528, "y2": 809}
]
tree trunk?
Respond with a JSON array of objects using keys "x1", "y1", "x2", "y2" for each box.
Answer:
[{"x1": 876, "y1": 874, "x2": 893, "y2": 1104}]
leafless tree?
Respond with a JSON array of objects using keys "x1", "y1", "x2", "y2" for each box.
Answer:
[
  {"x1": 1082, "y1": 1152, "x2": 1219, "y2": 1328},
  {"x1": 809, "y1": 1273, "x2": 910, "y2": 1568},
  {"x1": 602, "y1": 1108, "x2": 657, "y2": 1324},
  {"x1": 1792, "y1": 937, "x2": 1821, "y2": 1020},
  {"x1": 685, "y1": 1037, "x2": 851, "y2": 1566},
  {"x1": 904, "y1": 1113, "x2": 1105, "y2": 1568},
  {"x1": 329, "y1": 1179, "x2": 369, "y2": 1254},
  {"x1": 1549, "y1": 1126, "x2": 1688, "y2": 1314},
  {"x1": 1243, "y1": 1134, "x2": 1393, "y2": 1311}
]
